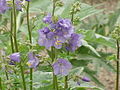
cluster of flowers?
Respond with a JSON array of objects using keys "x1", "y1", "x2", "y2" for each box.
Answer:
[
  {"x1": 38, "y1": 14, "x2": 83, "y2": 52},
  {"x1": 37, "y1": 14, "x2": 83, "y2": 76},
  {"x1": 10, "y1": 52, "x2": 39, "y2": 68},
  {"x1": 9, "y1": 52, "x2": 72, "y2": 76},
  {"x1": 0, "y1": 0, "x2": 29, "y2": 14}
]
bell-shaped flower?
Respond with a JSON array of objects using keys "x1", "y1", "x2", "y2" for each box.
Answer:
[
  {"x1": 38, "y1": 27, "x2": 55, "y2": 49},
  {"x1": 56, "y1": 19, "x2": 74, "y2": 39},
  {"x1": 15, "y1": 0, "x2": 22, "y2": 11},
  {"x1": 10, "y1": 52, "x2": 21, "y2": 62},
  {"x1": 25, "y1": 0, "x2": 30, "y2": 1},
  {"x1": 82, "y1": 77, "x2": 90, "y2": 82},
  {"x1": 66, "y1": 33, "x2": 83, "y2": 52},
  {"x1": 27, "y1": 52, "x2": 39, "y2": 68},
  {"x1": 52, "y1": 58, "x2": 72, "y2": 76},
  {"x1": 7, "y1": 0, "x2": 23, "y2": 11},
  {"x1": 43, "y1": 14, "x2": 52, "y2": 24}
]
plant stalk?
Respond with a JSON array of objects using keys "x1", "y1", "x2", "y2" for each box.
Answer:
[
  {"x1": 116, "y1": 40, "x2": 119, "y2": 90},
  {"x1": 0, "y1": 77, "x2": 2, "y2": 90},
  {"x1": 13, "y1": 0, "x2": 26, "y2": 89},
  {"x1": 13, "y1": 0, "x2": 18, "y2": 52},
  {"x1": 71, "y1": 13, "x2": 74, "y2": 24},
  {"x1": 64, "y1": 76, "x2": 68, "y2": 89},
  {"x1": 26, "y1": 1, "x2": 33, "y2": 90},
  {"x1": 20, "y1": 63, "x2": 26, "y2": 90},
  {"x1": 52, "y1": 0, "x2": 56, "y2": 17},
  {"x1": 10, "y1": 10, "x2": 15, "y2": 53},
  {"x1": 27, "y1": 1, "x2": 32, "y2": 46},
  {"x1": 30, "y1": 68, "x2": 33, "y2": 90},
  {"x1": 51, "y1": 0, "x2": 58, "y2": 89},
  {"x1": 51, "y1": 48, "x2": 58, "y2": 90}
]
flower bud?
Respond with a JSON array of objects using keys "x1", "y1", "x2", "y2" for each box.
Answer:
[{"x1": 82, "y1": 77, "x2": 90, "y2": 82}]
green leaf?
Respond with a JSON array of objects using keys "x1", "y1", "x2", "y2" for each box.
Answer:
[
  {"x1": 84, "y1": 30, "x2": 116, "y2": 48},
  {"x1": 82, "y1": 40, "x2": 101, "y2": 57}
]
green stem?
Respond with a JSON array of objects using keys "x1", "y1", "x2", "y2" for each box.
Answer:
[
  {"x1": 20, "y1": 63, "x2": 26, "y2": 90},
  {"x1": 11, "y1": 11, "x2": 17, "y2": 90},
  {"x1": 13, "y1": 0, "x2": 26, "y2": 89},
  {"x1": 64, "y1": 76, "x2": 68, "y2": 89},
  {"x1": 116, "y1": 40, "x2": 119, "y2": 90},
  {"x1": 52, "y1": 0, "x2": 56, "y2": 17},
  {"x1": 53, "y1": 73, "x2": 55, "y2": 89},
  {"x1": 52, "y1": 0, "x2": 58, "y2": 89},
  {"x1": 51, "y1": 47, "x2": 58, "y2": 90},
  {"x1": 13, "y1": 0, "x2": 18, "y2": 52},
  {"x1": 54, "y1": 75, "x2": 58, "y2": 90},
  {"x1": 27, "y1": 1, "x2": 32, "y2": 46},
  {"x1": 64, "y1": 53, "x2": 69, "y2": 89},
  {"x1": 26, "y1": 1, "x2": 33, "y2": 90},
  {"x1": 11, "y1": 10, "x2": 18, "y2": 90},
  {"x1": 71, "y1": 13, "x2": 74, "y2": 24},
  {"x1": 0, "y1": 77, "x2": 2, "y2": 90},
  {"x1": 10, "y1": 11, "x2": 15, "y2": 53},
  {"x1": 30, "y1": 68, "x2": 33, "y2": 90},
  {"x1": 5, "y1": 69, "x2": 9, "y2": 80}
]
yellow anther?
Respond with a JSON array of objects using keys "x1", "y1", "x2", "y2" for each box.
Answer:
[
  {"x1": 55, "y1": 40, "x2": 62, "y2": 45},
  {"x1": 26, "y1": 62, "x2": 32, "y2": 67}
]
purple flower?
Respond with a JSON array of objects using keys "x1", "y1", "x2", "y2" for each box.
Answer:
[
  {"x1": 52, "y1": 58, "x2": 72, "y2": 76},
  {"x1": 7, "y1": 0, "x2": 22, "y2": 11},
  {"x1": 66, "y1": 33, "x2": 83, "y2": 52},
  {"x1": 38, "y1": 16, "x2": 84, "y2": 50},
  {"x1": 38, "y1": 27, "x2": 55, "y2": 49},
  {"x1": 27, "y1": 52, "x2": 39, "y2": 68},
  {"x1": 15, "y1": 0, "x2": 22, "y2": 11},
  {"x1": 25, "y1": 0, "x2": 30, "y2": 1},
  {"x1": 10, "y1": 52, "x2": 20, "y2": 62},
  {"x1": 43, "y1": 14, "x2": 52, "y2": 24},
  {"x1": 82, "y1": 77, "x2": 90, "y2": 82},
  {"x1": 0, "y1": 0, "x2": 8, "y2": 14},
  {"x1": 56, "y1": 19, "x2": 74, "y2": 38}
]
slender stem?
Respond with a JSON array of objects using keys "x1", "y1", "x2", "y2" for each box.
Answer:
[
  {"x1": 52, "y1": 73, "x2": 55, "y2": 89},
  {"x1": 64, "y1": 76, "x2": 68, "y2": 89},
  {"x1": 51, "y1": 47, "x2": 58, "y2": 90},
  {"x1": 54, "y1": 75, "x2": 58, "y2": 90},
  {"x1": 52, "y1": 0, "x2": 58, "y2": 89},
  {"x1": 13, "y1": 1, "x2": 26, "y2": 89},
  {"x1": 10, "y1": 10, "x2": 18, "y2": 90},
  {"x1": 30, "y1": 68, "x2": 33, "y2": 90},
  {"x1": 10, "y1": 11, "x2": 15, "y2": 53},
  {"x1": 52, "y1": 0, "x2": 56, "y2": 17},
  {"x1": 0, "y1": 77, "x2": 2, "y2": 90},
  {"x1": 20, "y1": 63, "x2": 26, "y2": 90},
  {"x1": 64, "y1": 13, "x2": 74, "y2": 88},
  {"x1": 5, "y1": 70, "x2": 9, "y2": 80},
  {"x1": 13, "y1": 0, "x2": 18, "y2": 52},
  {"x1": 71, "y1": 13, "x2": 74, "y2": 24},
  {"x1": 27, "y1": 1, "x2": 32, "y2": 46},
  {"x1": 116, "y1": 40, "x2": 119, "y2": 90},
  {"x1": 26, "y1": 1, "x2": 33, "y2": 90}
]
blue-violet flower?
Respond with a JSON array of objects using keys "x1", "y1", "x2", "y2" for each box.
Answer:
[
  {"x1": 52, "y1": 58, "x2": 72, "y2": 76},
  {"x1": 27, "y1": 52, "x2": 39, "y2": 68},
  {"x1": 10, "y1": 52, "x2": 21, "y2": 62}
]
